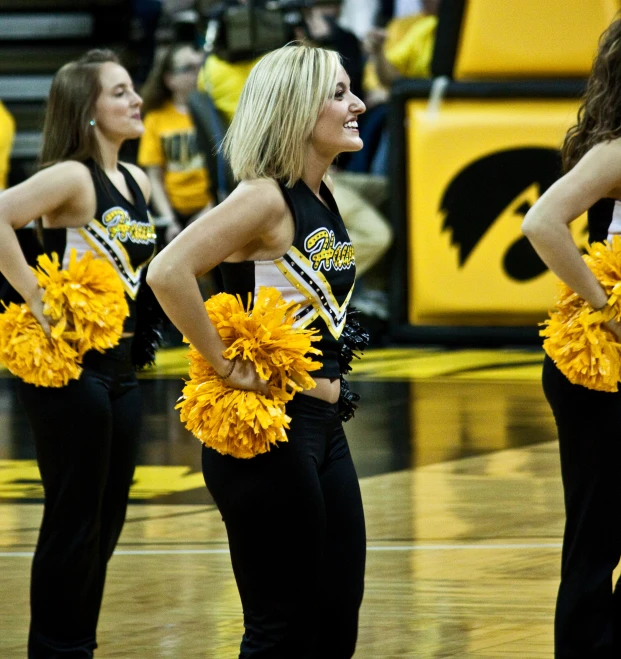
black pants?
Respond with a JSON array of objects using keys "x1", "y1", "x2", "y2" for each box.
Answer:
[
  {"x1": 202, "y1": 393, "x2": 366, "y2": 659},
  {"x1": 543, "y1": 356, "x2": 621, "y2": 659},
  {"x1": 18, "y1": 338, "x2": 142, "y2": 659}
]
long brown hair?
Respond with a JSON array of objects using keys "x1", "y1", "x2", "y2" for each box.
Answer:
[
  {"x1": 39, "y1": 49, "x2": 120, "y2": 169},
  {"x1": 562, "y1": 17, "x2": 621, "y2": 172},
  {"x1": 140, "y1": 43, "x2": 187, "y2": 116}
]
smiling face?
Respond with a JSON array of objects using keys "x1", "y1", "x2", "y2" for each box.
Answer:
[
  {"x1": 93, "y1": 62, "x2": 143, "y2": 142},
  {"x1": 310, "y1": 65, "x2": 365, "y2": 160}
]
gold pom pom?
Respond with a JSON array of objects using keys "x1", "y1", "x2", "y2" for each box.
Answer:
[
  {"x1": 541, "y1": 236, "x2": 621, "y2": 392},
  {"x1": 0, "y1": 303, "x2": 81, "y2": 387},
  {"x1": 177, "y1": 287, "x2": 322, "y2": 458},
  {"x1": 0, "y1": 249, "x2": 129, "y2": 387},
  {"x1": 35, "y1": 250, "x2": 129, "y2": 357}
]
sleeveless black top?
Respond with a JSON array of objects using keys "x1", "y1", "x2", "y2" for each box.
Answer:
[
  {"x1": 42, "y1": 161, "x2": 157, "y2": 333},
  {"x1": 219, "y1": 179, "x2": 356, "y2": 378},
  {"x1": 588, "y1": 198, "x2": 615, "y2": 243}
]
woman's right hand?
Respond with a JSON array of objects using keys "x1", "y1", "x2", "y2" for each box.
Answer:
[
  {"x1": 25, "y1": 287, "x2": 51, "y2": 338},
  {"x1": 222, "y1": 358, "x2": 270, "y2": 396}
]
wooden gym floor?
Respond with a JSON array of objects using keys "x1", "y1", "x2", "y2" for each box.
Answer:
[{"x1": 0, "y1": 346, "x2": 572, "y2": 657}]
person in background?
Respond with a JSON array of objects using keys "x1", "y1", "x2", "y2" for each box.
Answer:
[
  {"x1": 196, "y1": 0, "x2": 262, "y2": 123},
  {"x1": 0, "y1": 100, "x2": 15, "y2": 191},
  {"x1": 138, "y1": 42, "x2": 212, "y2": 244},
  {"x1": 364, "y1": 0, "x2": 438, "y2": 88},
  {"x1": 297, "y1": 0, "x2": 364, "y2": 103},
  {"x1": 348, "y1": 0, "x2": 439, "y2": 175}
]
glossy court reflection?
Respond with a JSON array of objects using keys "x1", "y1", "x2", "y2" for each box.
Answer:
[{"x1": 0, "y1": 346, "x2": 568, "y2": 657}]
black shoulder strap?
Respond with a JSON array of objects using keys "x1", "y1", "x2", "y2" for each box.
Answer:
[
  {"x1": 588, "y1": 198, "x2": 615, "y2": 244},
  {"x1": 118, "y1": 163, "x2": 148, "y2": 214}
]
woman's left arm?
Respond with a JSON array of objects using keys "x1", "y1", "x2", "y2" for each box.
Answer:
[
  {"x1": 147, "y1": 179, "x2": 284, "y2": 376},
  {"x1": 522, "y1": 141, "x2": 621, "y2": 312}
]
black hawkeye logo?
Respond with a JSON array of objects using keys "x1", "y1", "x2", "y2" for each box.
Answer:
[{"x1": 440, "y1": 147, "x2": 564, "y2": 281}]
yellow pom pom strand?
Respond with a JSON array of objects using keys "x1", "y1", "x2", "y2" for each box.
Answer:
[
  {"x1": 176, "y1": 287, "x2": 322, "y2": 458},
  {"x1": 35, "y1": 249, "x2": 129, "y2": 358},
  {"x1": 0, "y1": 303, "x2": 81, "y2": 387},
  {"x1": 0, "y1": 249, "x2": 129, "y2": 387},
  {"x1": 541, "y1": 236, "x2": 621, "y2": 392}
]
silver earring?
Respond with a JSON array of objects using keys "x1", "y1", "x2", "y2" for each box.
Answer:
[{"x1": 89, "y1": 120, "x2": 95, "y2": 126}]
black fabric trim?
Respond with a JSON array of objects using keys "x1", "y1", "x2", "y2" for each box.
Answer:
[
  {"x1": 0, "y1": 228, "x2": 44, "y2": 305},
  {"x1": 588, "y1": 198, "x2": 615, "y2": 244},
  {"x1": 117, "y1": 162, "x2": 150, "y2": 215},
  {"x1": 131, "y1": 268, "x2": 167, "y2": 370},
  {"x1": 217, "y1": 261, "x2": 256, "y2": 302},
  {"x1": 337, "y1": 310, "x2": 369, "y2": 422}
]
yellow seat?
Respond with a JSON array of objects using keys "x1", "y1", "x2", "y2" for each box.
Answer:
[{"x1": 454, "y1": 0, "x2": 619, "y2": 79}]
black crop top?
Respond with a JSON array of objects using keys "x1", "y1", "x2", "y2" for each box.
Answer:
[
  {"x1": 219, "y1": 179, "x2": 356, "y2": 378},
  {"x1": 42, "y1": 160, "x2": 157, "y2": 333},
  {"x1": 588, "y1": 197, "x2": 616, "y2": 243}
]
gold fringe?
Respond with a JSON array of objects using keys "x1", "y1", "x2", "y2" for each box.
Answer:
[
  {"x1": 35, "y1": 250, "x2": 128, "y2": 357},
  {"x1": 541, "y1": 236, "x2": 621, "y2": 392},
  {"x1": 0, "y1": 303, "x2": 81, "y2": 387},
  {"x1": 0, "y1": 249, "x2": 129, "y2": 387},
  {"x1": 177, "y1": 287, "x2": 322, "y2": 458}
]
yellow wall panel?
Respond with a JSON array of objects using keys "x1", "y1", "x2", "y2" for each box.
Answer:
[
  {"x1": 406, "y1": 99, "x2": 586, "y2": 325},
  {"x1": 455, "y1": 0, "x2": 618, "y2": 78}
]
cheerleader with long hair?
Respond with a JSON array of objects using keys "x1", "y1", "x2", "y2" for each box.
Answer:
[
  {"x1": 523, "y1": 17, "x2": 621, "y2": 659},
  {"x1": 0, "y1": 50, "x2": 157, "y2": 657}
]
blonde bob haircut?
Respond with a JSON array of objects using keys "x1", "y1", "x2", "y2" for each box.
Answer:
[{"x1": 223, "y1": 43, "x2": 341, "y2": 187}]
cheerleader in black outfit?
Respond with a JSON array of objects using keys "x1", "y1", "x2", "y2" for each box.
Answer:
[
  {"x1": 148, "y1": 44, "x2": 367, "y2": 658},
  {"x1": 523, "y1": 18, "x2": 621, "y2": 659},
  {"x1": 0, "y1": 51, "x2": 158, "y2": 658}
]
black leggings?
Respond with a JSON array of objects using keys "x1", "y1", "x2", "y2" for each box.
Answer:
[
  {"x1": 202, "y1": 392, "x2": 366, "y2": 659},
  {"x1": 18, "y1": 338, "x2": 141, "y2": 659},
  {"x1": 543, "y1": 356, "x2": 621, "y2": 659}
]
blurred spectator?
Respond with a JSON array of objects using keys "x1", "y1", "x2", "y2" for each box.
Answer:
[
  {"x1": 0, "y1": 101, "x2": 15, "y2": 191},
  {"x1": 197, "y1": 54, "x2": 261, "y2": 123},
  {"x1": 138, "y1": 43, "x2": 213, "y2": 244},
  {"x1": 330, "y1": 170, "x2": 391, "y2": 279},
  {"x1": 297, "y1": 1, "x2": 364, "y2": 98},
  {"x1": 198, "y1": 0, "x2": 366, "y2": 119},
  {"x1": 196, "y1": 0, "x2": 263, "y2": 122},
  {"x1": 364, "y1": 0, "x2": 438, "y2": 88},
  {"x1": 347, "y1": 0, "x2": 438, "y2": 175}
]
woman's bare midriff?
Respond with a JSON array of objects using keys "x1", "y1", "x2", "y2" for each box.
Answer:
[{"x1": 300, "y1": 377, "x2": 340, "y2": 404}]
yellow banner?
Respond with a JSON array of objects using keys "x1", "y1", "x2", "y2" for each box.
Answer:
[{"x1": 406, "y1": 98, "x2": 587, "y2": 325}]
